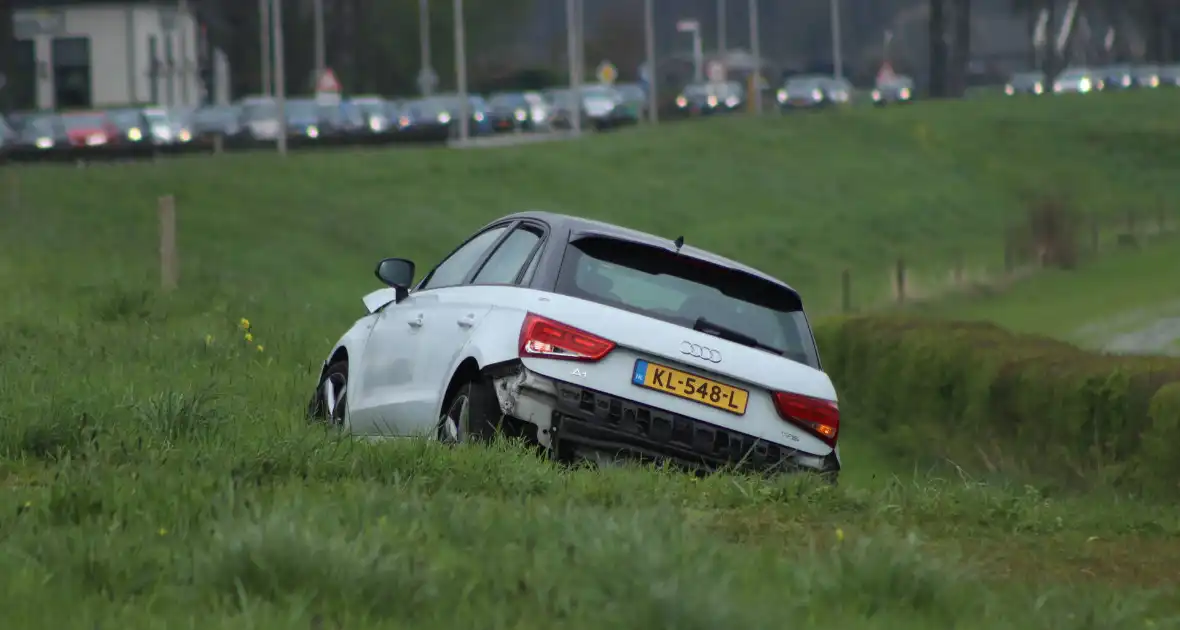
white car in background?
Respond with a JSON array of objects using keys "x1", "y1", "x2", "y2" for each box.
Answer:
[{"x1": 307, "y1": 212, "x2": 841, "y2": 478}]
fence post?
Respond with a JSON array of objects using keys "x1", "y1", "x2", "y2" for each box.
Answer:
[
  {"x1": 158, "y1": 195, "x2": 178, "y2": 291},
  {"x1": 895, "y1": 258, "x2": 906, "y2": 304},
  {"x1": 841, "y1": 269, "x2": 852, "y2": 314}
]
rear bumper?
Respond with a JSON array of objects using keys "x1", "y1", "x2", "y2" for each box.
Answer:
[{"x1": 492, "y1": 364, "x2": 838, "y2": 476}]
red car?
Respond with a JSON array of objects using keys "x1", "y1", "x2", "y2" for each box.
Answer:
[{"x1": 59, "y1": 112, "x2": 120, "y2": 148}]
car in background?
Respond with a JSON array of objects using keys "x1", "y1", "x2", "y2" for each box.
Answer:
[
  {"x1": 776, "y1": 75, "x2": 851, "y2": 110},
  {"x1": 430, "y1": 93, "x2": 494, "y2": 137},
  {"x1": 0, "y1": 116, "x2": 13, "y2": 157},
  {"x1": 239, "y1": 96, "x2": 283, "y2": 143},
  {"x1": 548, "y1": 85, "x2": 637, "y2": 130},
  {"x1": 7, "y1": 112, "x2": 68, "y2": 156},
  {"x1": 1130, "y1": 65, "x2": 1161, "y2": 88},
  {"x1": 1052, "y1": 67, "x2": 1100, "y2": 94},
  {"x1": 103, "y1": 107, "x2": 159, "y2": 151},
  {"x1": 306, "y1": 211, "x2": 841, "y2": 480},
  {"x1": 397, "y1": 97, "x2": 455, "y2": 142},
  {"x1": 675, "y1": 81, "x2": 744, "y2": 115},
  {"x1": 1160, "y1": 64, "x2": 1180, "y2": 87},
  {"x1": 58, "y1": 111, "x2": 122, "y2": 154},
  {"x1": 1096, "y1": 64, "x2": 1134, "y2": 90},
  {"x1": 871, "y1": 75, "x2": 914, "y2": 105},
  {"x1": 613, "y1": 82, "x2": 649, "y2": 119},
  {"x1": 1003, "y1": 71, "x2": 1046, "y2": 95},
  {"x1": 350, "y1": 96, "x2": 396, "y2": 140},
  {"x1": 283, "y1": 98, "x2": 363, "y2": 144},
  {"x1": 188, "y1": 104, "x2": 245, "y2": 147},
  {"x1": 487, "y1": 92, "x2": 534, "y2": 133}
]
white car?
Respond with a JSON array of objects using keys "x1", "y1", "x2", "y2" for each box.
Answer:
[{"x1": 307, "y1": 212, "x2": 842, "y2": 478}]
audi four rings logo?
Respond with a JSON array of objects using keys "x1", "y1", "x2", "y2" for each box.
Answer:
[{"x1": 680, "y1": 341, "x2": 722, "y2": 363}]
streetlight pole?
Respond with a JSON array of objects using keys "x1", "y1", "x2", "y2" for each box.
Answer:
[
  {"x1": 566, "y1": 0, "x2": 582, "y2": 135},
  {"x1": 748, "y1": 0, "x2": 761, "y2": 114},
  {"x1": 644, "y1": 0, "x2": 658, "y2": 124},
  {"x1": 830, "y1": 0, "x2": 844, "y2": 80},
  {"x1": 419, "y1": 0, "x2": 433, "y2": 94},
  {"x1": 259, "y1": 0, "x2": 271, "y2": 95},
  {"x1": 453, "y1": 0, "x2": 469, "y2": 142},
  {"x1": 717, "y1": 0, "x2": 726, "y2": 57},
  {"x1": 312, "y1": 0, "x2": 325, "y2": 78},
  {"x1": 272, "y1": 0, "x2": 287, "y2": 154}
]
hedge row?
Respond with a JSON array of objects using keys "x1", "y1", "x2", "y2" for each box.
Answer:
[{"x1": 813, "y1": 316, "x2": 1180, "y2": 496}]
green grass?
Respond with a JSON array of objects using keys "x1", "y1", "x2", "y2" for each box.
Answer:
[
  {"x1": 911, "y1": 236, "x2": 1180, "y2": 351},
  {"x1": 4, "y1": 93, "x2": 1180, "y2": 627}
]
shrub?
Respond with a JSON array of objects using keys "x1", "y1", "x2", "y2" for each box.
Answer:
[{"x1": 813, "y1": 316, "x2": 1180, "y2": 496}]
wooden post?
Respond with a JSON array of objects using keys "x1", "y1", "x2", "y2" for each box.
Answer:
[
  {"x1": 895, "y1": 258, "x2": 906, "y2": 304},
  {"x1": 840, "y1": 269, "x2": 852, "y2": 314},
  {"x1": 158, "y1": 195, "x2": 178, "y2": 291}
]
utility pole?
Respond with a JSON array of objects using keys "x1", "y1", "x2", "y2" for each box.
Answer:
[
  {"x1": 454, "y1": 0, "x2": 469, "y2": 142},
  {"x1": 418, "y1": 0, "x2": 434, "y2": 95},
  {"x1": 272, "y1": 0, "x2": 287, "y2": 155},
  {"x1": 312, "y1": 0, "x2": 325, "y2": 78},
  {"x1": 259, "y1": 0, "x2": 271, "y2": 95},
  {"x1": 831, "y1": 0, "x2": 844, "y2": 80},
  {"x1": 566, "y1": 0, "x2": 582, "y2": 135},
  {"x1": 644, "y1": 0, "x2": 658, "y2": 124},
  {"x1": 749, "y1": 0, "x2": 762, "y2": 114},
  {"x1": 717, "y1": 0, "x2": 727, "y2": 57}
]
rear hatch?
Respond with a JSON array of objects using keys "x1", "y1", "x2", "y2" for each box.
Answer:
[{"x1": 522, "y1": 234, "x2": 838, "y2": 456}]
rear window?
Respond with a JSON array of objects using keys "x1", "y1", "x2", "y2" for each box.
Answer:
[{"x1": 555, "y1": 237, "x2": 820, "y2": 369}]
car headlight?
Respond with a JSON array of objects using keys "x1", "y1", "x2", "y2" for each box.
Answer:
[
  {"x1": 811, "y1": 89, "x2": 823, "y2": 100},
  {"x1": 397, "y1": 116, "x2": 411, "y2": 128},
  {"x1": 437, "y1": 112, "x2": 451, "y2": 123},
  {"x1": 1078, "y1": 78, "x2": 1091, "y2": 92},
  {"x1": 474, "y1": 112, "x2": 484, "y2": 121},
  {"x1": 87, "y1": 134, "x2": 107, "y2": 146},
  {"x1": 871, "y1": 89, "x2": 881, "y2": 100},
  {"x1": 707, "y1": 95, "x2": 717, "y2": 107},
  {"x1": 35, "y1": 137, "x2": 53, "y2": 149},
  {"x1": 128, "y1": 127, "x2": 143, "y2": 141},
  {"x1": 1034, "y1": 82, "x2": 1043, "y2": 94},
  {"x1": 1149, "y1": 76, "x2": 1159, "y2": 87},
  {"x1": 369, "y1": 117, "x2": 385, "y2": 131},
  {"x1": 1053, "y1": 82, "x2": 1063, "y2": 92},
  {"x1": 776, "y1": 89, "x2": 787, "y2": 102},
  {"x1": 514, "y1": 109, "x2": 527, "y2": 121},
  {"x1": 307, "y1": 125, "x2": 319, "y2": 138},
  {"x1": 178, "y1": 129, "x2": 192, "y2": 142},
  {"x1": 1121, "y1": 75, "x2": 1131, "y2": 86},
  {"x1": 725, "y1": 96, "x2": 739, "y2": 107},
  {"x1": 675, "y1": 95, "x2": 687, "y2": 107},
  {"x1": 1004, "y1": 84, "x2": 1015, "y2": 95},
  {"x1": 530, "y1": 107, "x2": 547, "y2": 122},
  {"x1": 899, "y1": 87, "x2": 911, "y2": 99}
]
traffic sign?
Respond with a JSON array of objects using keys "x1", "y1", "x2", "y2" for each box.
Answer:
[
  {"x1": 876, "y1": 61, "x2": 896, "y2": 84},
  {"x1": 676, "y1": 19, "x2": 699, "y2": 32},
  {"x1": 417, "y1": 66, "x2": 438, "y2": 94},
  {"x1": 315, "y1": 68, "x2": 341, "y2": 94},
  {"x1": 706, "y1": 60, "x2": 726, "y2": 83},
  {"x1": 596, "y1": 61, "x2": 618, "y2": 85}
]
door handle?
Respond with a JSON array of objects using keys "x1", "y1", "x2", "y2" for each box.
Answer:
[
  {"x1": 457, "y1": 314, "x2": 476, "y2": 328},
  {"x1": 408, "y1": 314, "x2": 423, "y2": 328}
]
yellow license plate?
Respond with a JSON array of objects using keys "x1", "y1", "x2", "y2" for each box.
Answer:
[{"x1": 631, "y1": 359, "x2": 749, "y2": 415}]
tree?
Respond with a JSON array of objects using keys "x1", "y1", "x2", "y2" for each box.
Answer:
[
  {"x1": 948, "y1": 0, "x2": 971, "y2": 96},
  {"x1": 0, "y1": 0, "x2": 15, "y2": 113},
  {"x1": 928, "y1": 0, "x2": 948, "y2": 97}
]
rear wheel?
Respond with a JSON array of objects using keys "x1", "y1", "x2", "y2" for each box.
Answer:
[{"x1": 437, "y1": 378, "x2": 502, "y2": 444}]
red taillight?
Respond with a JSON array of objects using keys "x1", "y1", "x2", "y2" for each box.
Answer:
[
  {"x1": 772, "y1": 391, "x2": 839, "y2": 445},
  {"x1": 518, "y1": 313, "x2": 615, "y2": 362}
]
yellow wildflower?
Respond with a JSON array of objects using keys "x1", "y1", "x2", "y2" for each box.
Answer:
[
  {"x1": 835, "y1": 528, "x2": 845, "y2": 542},
  {"x1": 244, "y1": 333, "x2": 254, "y2": 343},
  {"x1": 204, "y1": 334, "x2": 214, "y2": 345},
  {"x1": 239, "y1": 318, "x2": 251, "y2": 331},
  {"x1": 256, "y1": 345, "x2": 265, "y2": 352},
  {"x1": 23, "y1": 501, "x2": 32, "y2": 509},
  {"x1": 157, "y1": 527, "x2": 168, "y2": 536}
]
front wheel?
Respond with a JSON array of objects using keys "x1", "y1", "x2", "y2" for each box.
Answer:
[{"x1": 308, "y1": 360, "x2": 348, "y2": 427}]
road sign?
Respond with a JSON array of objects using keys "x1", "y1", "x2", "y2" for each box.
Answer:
[
  {"x1": 876, "y1": 61, "x2": 896, "y2": 84},
  {"x1": 676, "y1": 19, "x2": 699, "y2": 32},
  {"x1": 417, "y1": 66, "x2": 439, "y2": 94},
  {"x1": 315, "y1": 68, "x2": 341, "y2": 103},
  {"x1": 706, "y1": 60, "x2": 726, "y2": 82},
  {"x1": 596, "y1": 61, "x2": 618, "y2": 85}
]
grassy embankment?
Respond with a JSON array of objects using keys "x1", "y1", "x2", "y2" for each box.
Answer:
[{"x1": 2, "y1": 91, "x2": 1180, "y2": 628}]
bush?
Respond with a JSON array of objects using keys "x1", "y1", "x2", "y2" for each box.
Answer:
[{"x1": 814, "y1": 316, "x2": 1180, "y2": 496}]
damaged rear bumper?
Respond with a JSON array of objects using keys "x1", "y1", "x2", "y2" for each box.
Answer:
[{"x1": 490, "y1": 364, "x2": 839, "y2": 476}]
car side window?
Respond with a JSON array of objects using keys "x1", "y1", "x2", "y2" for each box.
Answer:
[
  {"x1": 472, "y1": 226, "x2": 543, "y2": 285},
  {"x1": 418, "y1": 226, "x2": 508, "y2": 291}
]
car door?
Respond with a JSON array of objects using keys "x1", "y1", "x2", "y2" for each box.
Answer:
[
  {"x1": 401, "y1": 223, "x2": 548, "y2": 435},
  {"x1": 353, "y1": 224, "x2": 511, "y2": 436}
]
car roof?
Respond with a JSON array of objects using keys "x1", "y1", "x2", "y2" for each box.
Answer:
[{"x1": 490, "y1": 211, "x2": 797, "y2": 293}]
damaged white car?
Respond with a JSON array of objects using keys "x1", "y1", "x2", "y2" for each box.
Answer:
[{"x1": 307, "y1": 211, "x2": 841, "y2": 477}]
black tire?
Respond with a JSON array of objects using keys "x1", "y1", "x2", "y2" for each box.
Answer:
[
  {"x1": 308, "y1": 360, "x2": 348, "y2": 427},
  {"x1": 437, "y1": 377, "x2": 503, "y2": 444}
]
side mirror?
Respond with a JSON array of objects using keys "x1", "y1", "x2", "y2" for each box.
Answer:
[{"x1": 374, "y1": 258, "x2": 415, "y2": 301}]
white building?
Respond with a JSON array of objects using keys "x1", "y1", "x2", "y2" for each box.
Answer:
[{"x1": 12, "y1": 2, "x2": 217, "y2": 111}]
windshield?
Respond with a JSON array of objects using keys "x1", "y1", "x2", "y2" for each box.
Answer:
[
  {"x1": 61, "y1": 113, "x2": 108, "y2": 130},
  {"x1": 352, "y1": 99, "x2": 385, "y2": 116},
  {"x1": 1059, "y1": 69, "x2": 1090, "y2": 80},
  {"x1": 616, "y1": 85, "x2": 645, "y2": 100},
  {"x1": 193, "y1": 106, "x2": 238, "y2": 125},
  {"x1": 490, "y1": 93, "x2": 527, "y2": 108},
  {"x1": 19, "y1": 115, "x2": 58, "y2": 137},
  {"x1": 1011, "y1": 72, "x2": 1043, "y2": 82},
  {"x1": 580, "y1": 85, "x2": 618, "y2": 99},
  {"x1": 555, "y1": 237, "x2": 819, "y2": 368},
  {"x1": 105, "y1": 109, "x2": 142, "y2": 128},
  {"x1": 242, "y1": 100, "x2": 278, "y2": 121},
  {"x1": 143, "y1": 109, "x2": 170, "y2": 125}
]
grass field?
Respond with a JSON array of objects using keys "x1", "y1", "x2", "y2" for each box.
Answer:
[
  {"x1": 3, "y1": 92, "x2": 1180, "y2": 627},
  {"x1": 913, "y1": 235, "x2": 1180, "y2": 353}
]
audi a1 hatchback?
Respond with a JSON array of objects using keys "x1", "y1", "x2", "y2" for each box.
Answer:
[{"x1": 308, "y1": 212, "x2": 841, "y2": 478}]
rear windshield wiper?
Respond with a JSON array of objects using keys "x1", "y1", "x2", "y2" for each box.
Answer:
[{"x1": 692, "y1": 317, "x2": 784, "y2": 355}]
